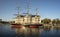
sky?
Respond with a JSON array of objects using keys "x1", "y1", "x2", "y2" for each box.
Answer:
[{"x1": 0, "y1": 0, "x2": 60, "y2": 21}]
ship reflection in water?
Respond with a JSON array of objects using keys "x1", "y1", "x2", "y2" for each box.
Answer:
[
  {"x1": 0, "y1": 24, "x2": 60, "y2": 37},
  {"x1": 15, "y1": 26, "x2": 40, "y2": 37}
]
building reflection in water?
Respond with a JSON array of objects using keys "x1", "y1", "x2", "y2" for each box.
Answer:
[{"x1": 14, "y1": 26, "x2": 42, "y2": 37}]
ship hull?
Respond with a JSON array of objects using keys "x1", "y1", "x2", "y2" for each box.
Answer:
[
  {"x1": 11, "y1": 23, "x2": 22, "y2": 25},
  {"x1": 11, "y1": 23, "x2": 43, "y2": 28}
]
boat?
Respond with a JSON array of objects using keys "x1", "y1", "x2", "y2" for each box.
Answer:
[{"x1": 11, "y1": 0, "x2": 42, "y2": 28}]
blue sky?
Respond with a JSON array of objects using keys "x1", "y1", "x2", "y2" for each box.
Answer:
[{"x1": 0, "y1": 0, "x2": 60, "y2": 21}]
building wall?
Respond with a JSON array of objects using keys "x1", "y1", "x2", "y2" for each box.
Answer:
[
  {"x1": 31, "y1": 16, "x2": 41, "y2": 24},
  {"x1": 31, "y1": 17, "x2": 36, "y2": 24},
  {"x1": 24, "y1": 17, "x2": 28, "y2": 24},
  {"x1": 15, "y1": 17, "x2": 24, "y2": 24},
  {"x1": 15, "y1": 15, "x2": 41, "y2": 24}
]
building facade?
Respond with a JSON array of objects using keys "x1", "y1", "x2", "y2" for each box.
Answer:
[{"x1": 15, "y1": 14, "x2": 41, "y2": 24}]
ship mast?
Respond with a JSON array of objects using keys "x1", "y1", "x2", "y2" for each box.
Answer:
[
  {"x1": 27, "y1": 0, "x2": 30, "y2": 24},
  {"x1": 27, "y1": 0, "x2": 30, "y2": 15},
  {"x1": 17, "y1": 6, "x2": 20, "y2": 24},
  {"x1": 36, "y1": 8, "x2": 38, "y2": 16},
  {"x1": 14, "y1": 6, "x2": 20, "y2": 24},
  {"x1": 35, "y1": 8, "x2": 39, "y2": 24},
  {"x1": 17, "y1": 6, "x2": 20, "y2": 16}
]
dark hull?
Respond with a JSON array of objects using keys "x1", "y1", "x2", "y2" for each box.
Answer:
[
  {"x1": 11, "y1": 25, "x2": 23, "y2": 28},
  {"x1": 11, "y1": 24, "x2": 43, "y2": 28},
  {"x1": 11, "y1": 23, "x2": 22, "y2": 25}
]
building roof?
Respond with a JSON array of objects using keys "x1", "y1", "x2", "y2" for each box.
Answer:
[
  {"x1": 30, "y1": 15, "x2": 40, "y2": 17},
  {"x1": 15, "y1": 14, "x2": 40, "y2": 18}
]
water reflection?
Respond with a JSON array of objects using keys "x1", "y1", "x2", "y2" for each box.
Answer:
[
  {"x1": 0, "y1": 24, "x2": 60, "y2": 37},
  {"x1": 14, "y1": 27, "x2": 40, "y2": 37},
  {"x1": 0, "y1": 24, "x2": 16, "y2": 37}
]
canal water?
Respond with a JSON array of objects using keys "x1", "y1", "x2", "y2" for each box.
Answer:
[{"x1": 0, "y1": 24, "x2": 60, "y2": 37}]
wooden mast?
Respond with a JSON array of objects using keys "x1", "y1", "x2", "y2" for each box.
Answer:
[
  {"x1": 35, "y1": 8, "x2": 39, "y2": 24},
  {"x1": 27, "y1": 0, "x2": 30, "y2": 15},
  {"x1": 36, "y1": 8, "x2": 38, "y2": 16},
  {"x1": 27, "y1": 0, "x2": 30, "y2": 24},
  {"x1": 16, "y1": 0, "x2": 21, "y2": 24}
]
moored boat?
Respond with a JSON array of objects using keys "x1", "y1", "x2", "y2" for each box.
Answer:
[{"x1": 11, "y1": 25, "x2": 23, "y2": 28}]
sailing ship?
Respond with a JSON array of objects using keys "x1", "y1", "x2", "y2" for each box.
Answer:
[
  {"x1": 11, "y1": 0, "x2": 42, "y2": 28},
  {"x1": 11, "y1": 7, "x2": 42, "y2": 28}
]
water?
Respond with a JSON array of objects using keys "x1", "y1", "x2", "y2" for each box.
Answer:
[{"x1": 0, "y1": 24, "x2": 60, "y2": 37}]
